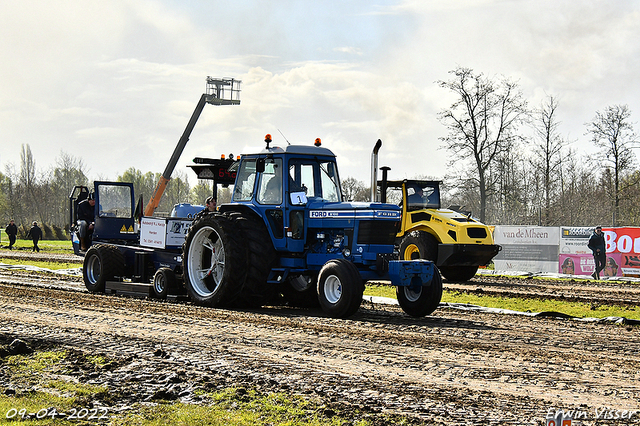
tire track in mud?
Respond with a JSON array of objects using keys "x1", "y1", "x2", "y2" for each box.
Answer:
[{"x1": 0, "y1": 277, "x2": 639, "y2": 425}]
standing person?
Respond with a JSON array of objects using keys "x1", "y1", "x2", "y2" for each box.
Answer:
[
  {"x1": 26, "y1": 221, "x2": 42, "y2": 252},
  {"x1": 5, "y1": 220, "x2": 17, "y2": 250},
  {"x1": 588, "y1": 226, "x2": 606, "y2": 279},
  {"x1": 77, "y1": 193, "x2": 96, "y2": 250}
]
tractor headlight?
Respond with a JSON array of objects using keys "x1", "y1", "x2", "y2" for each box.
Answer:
[{"x1": 342, "y1": 248, "x2": 351, "y2": 257}]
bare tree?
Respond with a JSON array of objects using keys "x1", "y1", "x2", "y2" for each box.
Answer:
[
  {"x1": 341, "y1": 177, "x2": 369, "y2": 202},
  {"x1": 50, "y1": 151, "x2": 89, "y2": 226},
  {"x1": 530, "y1": 95, "x2": 567, "y2": 225},
  {"x1": 586, "y1": 104, "x2": 638, "y2": 225},
  {"x1": 438, "y1": 67, "x2": 529, "y2": 222}
]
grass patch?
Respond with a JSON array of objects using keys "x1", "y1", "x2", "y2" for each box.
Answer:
[
  {"x1": 109, "y1": 389, "x2": 367, "y2": 426},
  {"x1": 0, "y1": 258, "x2": 82, "y2": 270},
  {"x1": 364, "y1": 284, "x2": 640, "y2": 320},
  {"x1": 0, "y1": 238, "x2": 73, "y2": 254},
  {"x1": 0, "y1": 345, "x2": 384, "y2": 426}
]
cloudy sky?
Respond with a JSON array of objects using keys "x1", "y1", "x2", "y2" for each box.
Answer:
[{"x1": 1, "y1": 0, "x2": 639, "y2": 188}]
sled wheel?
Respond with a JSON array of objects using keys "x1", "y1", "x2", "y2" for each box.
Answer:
[
  {"x1": 83, "y1": 244, "x2": 125, "y2": 293},
  {"x1": 153, "y1": 267, "x2": 175, "y2": 299},
  {"x1": 439, "y1": 265, "x2": 479, "y2": 282},
  {"x1": 400, "y1": 231, "x2": 438, "y2": 262}
]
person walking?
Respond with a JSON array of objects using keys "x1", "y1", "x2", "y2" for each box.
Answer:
[
  {"x1": 26, "y1": 221, "x2": 42, "y2": 252},
  {"x1": 5, "y1": 220, "x2": 17, "y2": 250},
  {"x1": 588, "y1": 226, "x2": 606, "y2": 279}
]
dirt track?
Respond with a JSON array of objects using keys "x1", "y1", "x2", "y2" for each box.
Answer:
[{"x1": 1, "y1": 252, "x2": 640, "y2": 425}]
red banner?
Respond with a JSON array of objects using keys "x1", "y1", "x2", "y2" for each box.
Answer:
[{"x1": 603, "y1": 227, "x2": 640, "y2": 276}]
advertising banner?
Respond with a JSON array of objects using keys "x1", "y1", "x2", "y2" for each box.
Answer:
[
  {"x1": 493, "y1": 226, "x2": 559, "y2": 273},
  {"x1": 604, "y1": 227, "x2": 640, "y2": 276},
  {"x1": 559, "y1": 227, "x2": 598, "y2": 276},
  {"x1": 140, "y1": 217, "x2": 167, "y2": 249}
]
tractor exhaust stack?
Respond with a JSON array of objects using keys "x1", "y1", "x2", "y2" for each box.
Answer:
[{"x1": 371, "y1": 139, "x2": 382, "y2": 202}]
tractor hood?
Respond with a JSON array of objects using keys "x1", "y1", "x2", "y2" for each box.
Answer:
[
  {"x1": 307, "y1": 201, "x2": 401, "y2": 247},
  {"x1": 306, "y1": 201, "x2": 401, "y2": 220}
]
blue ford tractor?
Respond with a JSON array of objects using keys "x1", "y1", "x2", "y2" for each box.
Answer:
[
  {"x1": 69, "y1": 77, "x2": 442, "y2": 318},
  {"x1": 181, "y1": 135, "x2": 442, "y2": 317}
]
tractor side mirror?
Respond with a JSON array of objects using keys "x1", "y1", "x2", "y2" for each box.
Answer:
[
  {"x1": 256, "y1": 158, "x2": 265, "y2": 173},
  {"x1": 326, "y1": 162, "x2": 335, "y2": 178}
]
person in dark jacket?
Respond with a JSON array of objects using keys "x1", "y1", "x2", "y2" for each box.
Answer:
[
  {"x1": 587, "y1": 226, "x2": 606, "y2": 279},
  {"x1": 26, "y1": 221, "x2": 42, "y2": 252},
  {"x1": 5, "y1": 220, "x2": 17, "y2": 250},
  {"x1": 77, "y1": 193, "x2": 96, "y2": 250}
]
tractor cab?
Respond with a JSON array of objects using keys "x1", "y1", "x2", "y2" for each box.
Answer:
[
  {"x1": 69, "y1": 181, "x2": 138, "y2": 255},
  {"x1": 223, "y1": 136, "x2": 343, "y2": 254}
]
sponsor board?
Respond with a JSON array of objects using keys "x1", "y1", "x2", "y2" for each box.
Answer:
[{"x1": 493, "y1": 226, "x2": 559, "y2": 273}]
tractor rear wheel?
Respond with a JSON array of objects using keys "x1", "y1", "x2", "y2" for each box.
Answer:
[
  {"x1": 231, "y1": 212, "x2": 277, "y2": 308},
  {"x1": 83, "y1": 244, "x2": 125, "y2": 293},
  {"x1": 182, "y1": 213, "x2": 247, "y2": 307},
  {"x1": 317, "y1": 259, "x2": 363, "y2": 318},
  {"x1": 396, "y1": 266, "x2": 443, "y2": 317},
  {"x1": 439, "y1": 265, "x2": 479, "y2": 282}
]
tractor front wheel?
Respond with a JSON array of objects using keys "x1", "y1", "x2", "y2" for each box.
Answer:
[
  {"x1": 317, "y1": 259, "x2": 363, "y2": 318},
  {"x1": 396, "y1": 266, "x2": 443, "y2": 317}
]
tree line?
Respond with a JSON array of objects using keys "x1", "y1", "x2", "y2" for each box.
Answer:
[
  {"x1": 1, "y1": 66, "x2": 639, "y2": 238},
  {"x1": 0, "y1": 145, "x2": 226, "y2": 239}
]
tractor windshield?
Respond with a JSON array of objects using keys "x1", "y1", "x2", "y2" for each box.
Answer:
[
  {"x1": 97, "y1": 184, "x2": 132, "y2": 218},
  {"x1": 288, "y1": 159, "x2": 341, "y2": 203},
  {"x1": 406, "y1": 182, "x2": 440, "y2": 211}
]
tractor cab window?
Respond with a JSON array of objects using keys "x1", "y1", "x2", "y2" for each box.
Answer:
[
  {"x1": 406, "y1": 182, "x2": 440, "y2": 211},
  {"x1": 97, "y1": 184, "x2": 132, "y2": 218},
  {"x1": 232, "y1": 159, "x2": 257, "y2": 202},
  {"x1": 319, "y1": 160, "x2": 340, "y2": 202},
  {"x1": 257, "y1": 159, "x2": 283, "y2": 205},
  {"x1": 288, "y1": 159, "x2": 341, "y2": 203},
  {"x1": 288, "y1": 162, "x2": 315, "y2": 198}
]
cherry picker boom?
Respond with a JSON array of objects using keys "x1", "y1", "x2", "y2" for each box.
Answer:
[{"x1": 143, "y1": 77, "x2": 241, "y2": 217}]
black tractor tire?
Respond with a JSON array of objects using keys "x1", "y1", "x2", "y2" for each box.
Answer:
[
  {"x1": 439, "y1": 265, "x2": 479, "y2": 282},
  {"x1": 317, "y1": 259, "x2": 364, "y2": 318},
  {"x1": 231, "y1": 212, "x2": 277, "y2": 308},
  {"x1": 83, "y1": 244, "x2": 125, "y2": 293},
  {"x1": 400, "y1": 231, "x2": 438, "y2": 262},
  {"x1": 182, "y1": 213, "x2": 248, "y2": 307},
  {"x1": 152, "y1": 267, "x2": 175, "y2": 299},
  {"x1": 282, "y1": 275, "x2": 320, "y2": 308},
  {"x1": 396, "y1": 266, "x2": 443, "y2": 317}
]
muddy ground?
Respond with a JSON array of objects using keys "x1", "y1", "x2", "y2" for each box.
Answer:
[{"x1": 1, "y1": 251, "x2": 639, "y2": 425}]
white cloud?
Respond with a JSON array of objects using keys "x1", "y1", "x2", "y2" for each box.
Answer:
[{"x1": 0, "y1": 0, "x2": 638, "y2": 191}]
